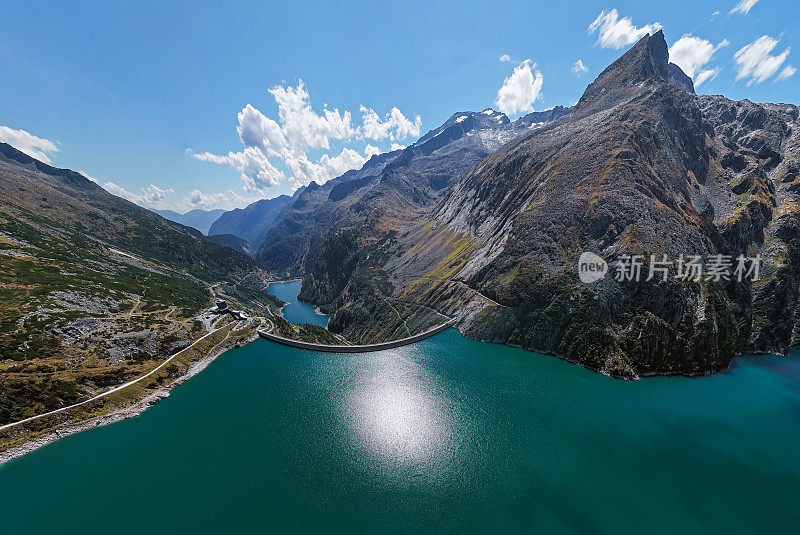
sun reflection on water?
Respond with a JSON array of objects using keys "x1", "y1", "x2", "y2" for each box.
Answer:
[{"x1": 340, "y1": 348, "x2": 460, "y2": 470}]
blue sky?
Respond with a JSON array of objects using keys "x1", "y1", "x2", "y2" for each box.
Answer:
[{"x1": 1, "y1": 0, "x2": 798, "y2": 212}]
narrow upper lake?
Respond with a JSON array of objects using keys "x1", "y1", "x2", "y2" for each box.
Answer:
[
  {"x1": 267, "y1": 279, "x2": 329, "y2": 327},
  {"x1": 1, "y1": 282, "x2": 799, "y2": 533}
]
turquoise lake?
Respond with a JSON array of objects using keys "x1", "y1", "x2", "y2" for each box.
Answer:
[
  {"x1": 267, "y1": 280, "x2": 329, "y2": 327},
  {"x1": 1, "y1": 282, "x2": 799, "y2": 533}
]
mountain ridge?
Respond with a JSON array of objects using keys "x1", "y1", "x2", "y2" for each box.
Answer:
[
  {"x1": 0, "y1": 141, "x2": 278, "y2": 425},
  {"x1": 261, "y1": 30, "x2": 800, "y2": 377},
  {"x1": 208, "y1": 193, "x2": 296, "y2": 248},
  {"x1": 153, "y1": 208, "x2": 225, "y2": 235}
]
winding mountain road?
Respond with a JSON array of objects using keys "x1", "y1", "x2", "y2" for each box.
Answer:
[{"x1": 0, "y1": 320, "x2": 243, "y2": 432}]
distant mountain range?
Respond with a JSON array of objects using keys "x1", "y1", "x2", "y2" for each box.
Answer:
[
  {"x1": 4, "y1": 29, "x2": 798, "y2": 382},
  {"x1": 153, "y1": 208, "x2": 225, "y2": 235},
  {"x1": 208, "y1": 192, "x2": 297, "y2": 248},
  {"x1": 249, "y1": 30, "x2": 800, "y2": 378}
]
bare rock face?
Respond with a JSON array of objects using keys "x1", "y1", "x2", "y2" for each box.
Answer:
[
  {"x1": 255, "y1": 101, "x2": 572, "y2": 317},
  {"x1": 418, "y1": 30, "x2": 798, "y2": 377},
  {"x1": 696, "y1": 97, "x2": 800, "y2": 353},
  {"x1": 255, "y1": 30, "x2": 799, "y2": 378}
]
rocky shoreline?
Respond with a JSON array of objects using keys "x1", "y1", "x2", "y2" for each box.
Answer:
[{"x1": 0, "y1": 329, "x2": 260, "y2": 465}]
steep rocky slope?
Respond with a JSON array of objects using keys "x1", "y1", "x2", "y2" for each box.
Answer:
[
  {"x1": 255, "y1": 106, "x2": 572, "y2": 341},
  {"x1": 386, "y1": 30, "x2": 799, "y2": 377},
  {"x1": 206, "y1": 233, "x2": 255, "y2": 256},
  {"x1": 266, "y1": 30, "x2": 799, "y2": 377}
]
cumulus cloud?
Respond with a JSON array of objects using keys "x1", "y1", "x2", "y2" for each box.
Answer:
[
  {"x1": 572, "y1": 59, "x2": 588, "y2": 75},
  {"x1": 102, "y1": 181, "x2": 175, "y2": 207},
  {"x1": 268, "y1": 80, "x2": 354, "y2": 151},
  {"x1": 192, "y1": 80, "x2": 420, "y2": 192},
  {"x1": 730, "y1": 0, "x2": 758, "y2": 15},
  {"x1": 499, "y1": 54, "x2": 511, "y2": 62},
  {"x1": 236, "y1": 104, "x2": 287, "y2": 156},
  {"x1": 496, "y1": 60, "x2": 544, "y2": 116},
  {"x1": 104, "y1": 177, "x2": 263, "y2": 212},
  {"x1": 776, "y1": 65, "x2": 796, "y2": 81},
  {"x1": 390, "y1": 143, "x2": 406, "y2": 152},
  {"x1": 185, "y1": 189, "x2": 230, "y2": 210},
  {"x1": 734, "y1": 36, "x2": 791, "y2": 85},
  {"x1": 359, "y1": 106, "x2": 422, "y2": 141},
  {"x1": 0, "y1": 126, "x2": 59, "y2": 164},
  {"x1": 669, "y1": 35, "x2": 729, "y2": 87},
  {"x1": 588, "y1": 9, "x2": 662, "y2": 49}
]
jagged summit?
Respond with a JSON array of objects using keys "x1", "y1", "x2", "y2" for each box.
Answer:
[
  {"x1": 416, "y1": 109, "x2": 510, "y2": 145},
  {"x1": 514, "y1": 105, "x2": 573, "y2": 128},
  {"x1": 249, "y1": 26, "x2": 800, "y2": 379},
  {"x1": 577, "y1": 30, "x2": 694, "y2": 112}
]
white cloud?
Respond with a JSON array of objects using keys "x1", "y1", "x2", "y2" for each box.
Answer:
[
  {"x1": 776, "y1": 65, "x2": 796, "y2": 81},
  {"x1": 142, "y1": 184, "x2": 175, "y2": 204},
  {"x1": 103, "y1": 178, "x2": 262, "y2": 212},
  {"x1": 572, "y1": 59, "x2": 588, "y2": 75},
  {"x1": 365, "y1": 144, "x2": 381, "y2": 158},
  {"x1": 730, "y1": 0, "x2": 758, "y2": 15},
  {"x1": 79, "y1": 170, "x2": 99, "y2": 183},
  {"x1": 499, "y1": 54, "x2": 511, "y2": 62},
  {"x1": 734, "y1": 36, "x2": 791, "y2": 85},
  {"x1": 268, "y1": 80, "x2": 354, "y2": 151},
  {"x1": 236, "y1": 104, "x2": 287, "y2": 156},
  {"x1": 191, "y1": 151, "x2": 230, "y2": 165},
  {"x1": 695, "y1": 68, "x2": 720, "y2": 87},
  {"x1": 496, "y1": 60, "x2": 544, "y2": 116},
  {"x1": 359, "y1": 106, "x2": 422, "y2": 141},
  {"x1": 0, "y1": 126, "x2": 59, "y2": 164},
  {"x1": 390, "y1": 143, "x2": 406, "y2": 152},
  {"x1": 186, "y1": 189, "x2": 230, "y2": 210},
  {"x1": 318, "y1": 148, "x2": 369, "y2": 178},
  {"x1": 668, "y1": 35, "x2": 729, "y2": 86},
  {"x1": 195, "y1": 146, "x2": 286, "y2": 192},
  {"x1": 588, "y1": 9, "x2": 662, "y2": 49},
  {"x1": 180, "y1": 188, "x2": 268, "y2": 212},
  {"x1": 192, "y1": 80, "x2": 421, "y2": 192},
  {"x1": 102, "y1": 181, "x2": 175, "y2": 207}
]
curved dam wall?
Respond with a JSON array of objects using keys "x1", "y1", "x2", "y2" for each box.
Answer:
[{"x1": 258, "y1": 318, "x2": 457, "y2": 353}]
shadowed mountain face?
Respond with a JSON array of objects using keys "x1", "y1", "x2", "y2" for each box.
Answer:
[
  {"x1": 254, "y1": 30, "x2": 800, "y2": 377},
  {"x1": 208, "y1": 193, "x2": 296, "y2": 248},
  {"x1": 153, "y1": 208, "x2": 225, "y2": 235},
  {"x1": 254, "y1": 105, "x2": 573, "y2": 341},
  {"x1": 391, "y1": 30, "x2": 799, "y2": 377},
  {"x1": 206, "y1": 233, "x2": 255, "y2": 257}
]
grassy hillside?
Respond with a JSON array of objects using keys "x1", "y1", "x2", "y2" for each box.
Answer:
[{"x1": 0, "y1": 143, "x2": 280, "y2": 426}]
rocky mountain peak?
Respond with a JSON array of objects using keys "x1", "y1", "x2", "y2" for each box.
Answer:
[{"x1": 576, "y1": 30, "x2": 694, "y2": 112}]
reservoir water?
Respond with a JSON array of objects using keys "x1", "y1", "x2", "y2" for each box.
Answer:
[
  {"x1": 267, "y1": 280, "x2": 329, "y2": 327},
  {"x1": 1, "y1": 282, "x2": 800, "y2": 533}
]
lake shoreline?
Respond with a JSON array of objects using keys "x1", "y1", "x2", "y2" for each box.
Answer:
[
  {"x1": 0, "y1": 328, "x2": 260, "y2": 466},
  {"x1": 267, "y1": 279, "x2": 329, "y2": 328}
]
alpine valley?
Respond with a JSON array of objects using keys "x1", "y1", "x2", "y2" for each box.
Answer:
[
  {"x1": 1, "y1": 30, "x2": 799, "y2": 457},
  {"x1": 242, "y1": 31, "x2": 799, "y2": 379}
]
